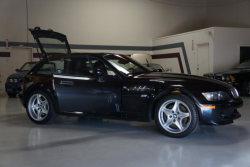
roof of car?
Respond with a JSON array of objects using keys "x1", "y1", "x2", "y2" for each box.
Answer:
[{"x1": 46, "y1": 53, "x2": 126, "y2": 59}]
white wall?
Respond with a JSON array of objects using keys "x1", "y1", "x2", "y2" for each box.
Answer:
[
  {"x1": 152, "y1": 27, "x2": 250, "y2": 75},
  {"x1": 152, "y1": 28, "x2": 214, "y2": 75},
  {"x1": 206, "y1": 0, "x2": 250, "y2": 29},
  {"x1": 0, "y1": 0, "x2": 27, "y2": 43},
  {"x1": 213, "y1": 27, "x2": 250, "y2": 72},
  {"x1": 0, "y1": 0, "x2": 207, "y2": 46},
  {"x1": 0, "y1": 0, "x2": 207, "y2": 89},
  {"x1": 26, "y1": 0, "x2": 206, "y2": 47}
]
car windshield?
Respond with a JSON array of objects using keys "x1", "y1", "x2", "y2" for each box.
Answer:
[
  {"x1": 20, "y1": 62, "x2": 37, "y2": 72},
  {"x1": 235, "y1": 60, "x2": 250, "y2": 69},
  {"x1": 38, "y1": 37, "x2": 68, "y2": 54},
  {"x1": 104, "y1": 55, "x2": 152, "y2": 76}
]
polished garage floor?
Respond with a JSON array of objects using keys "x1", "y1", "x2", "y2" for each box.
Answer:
[{"x1": 0, "y1": 90, "x2": 250, "y2": 167}]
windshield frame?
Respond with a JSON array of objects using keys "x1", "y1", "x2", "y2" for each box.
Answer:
[{"x1": 103, "y1": 54, "x2": 153, "y2": 77}]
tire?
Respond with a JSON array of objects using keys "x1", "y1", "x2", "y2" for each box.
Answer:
[
  {"x1": 26, "y1": 90, "x2": 57, "y2": 124},
  {"x1": 243, "y1": 80, "x2": 250, "y2": 96},
  {"x1": 7, "y1": 93, "x2": 17, "y2": 98},
  {"x1": 154, "y1": 94, "x2": 199, "y2": 138}
]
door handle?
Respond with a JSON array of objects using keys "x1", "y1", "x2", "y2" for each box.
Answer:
[{"x1": 60, "y1": 80, "x2": 74, "y2": 86}]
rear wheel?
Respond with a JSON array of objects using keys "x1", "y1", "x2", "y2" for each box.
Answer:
[
  {"x1": 243, "y1": 80, "x2": 250, "y2": 96},
  {"x1": 7, "y1": 93, "x2": 17, "y2": 98},
  {"x1": 26, "y1": 90, "x2": 57, "y2": 124},
  {"x1": 155, "y1": 94, "x2": 199, "y2": 138}
]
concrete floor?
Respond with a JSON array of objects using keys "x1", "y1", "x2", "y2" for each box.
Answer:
[{"x1": 0, "y1": 90, "x2": 250, "y2": 167}]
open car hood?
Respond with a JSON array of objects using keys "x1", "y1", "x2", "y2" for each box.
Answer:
[{"x1": 29, "y1": 27, "x2": 71, "y2": 57}]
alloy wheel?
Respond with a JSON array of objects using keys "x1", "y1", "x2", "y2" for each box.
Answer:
[
  {"x1": 28, "y1": 94, "x2": 49, "y2": 121},
  {"x1": 246, "y1": 81, "x2": 250, "y2": 95},
  {"x1": 158, "y1": 99, "x2": 192, "y2": 134}
]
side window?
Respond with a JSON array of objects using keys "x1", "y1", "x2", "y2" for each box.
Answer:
[
  {"x1": 89, "y1": 57, "x2": 117, "y2": 77},
  {"x1": 36, "y1": 55, "x2": 94, "y2": 77}
]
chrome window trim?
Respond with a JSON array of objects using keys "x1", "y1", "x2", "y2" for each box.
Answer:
[{"x1": 53, "y1": 74, "x2": 95, "y2": 80}]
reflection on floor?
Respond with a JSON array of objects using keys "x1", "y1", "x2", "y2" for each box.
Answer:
[{"x1": 0, "y1": 90, "x2": 250, "y2": 167}]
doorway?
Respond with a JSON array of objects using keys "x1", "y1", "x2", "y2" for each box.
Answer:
[
  {"x1": 197, "y1": 43, "x2": 210, "y2": 76},
  {"x1": 11, "y1": 47, "x2": 32, "y2": 73},
  {"x1": 240, "y1": 47, "x2": 250, "y2": 63}
]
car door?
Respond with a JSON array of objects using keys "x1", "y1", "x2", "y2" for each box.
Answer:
[
  {"x1": 29, "y1": 28, "x2": 122, "y2": 115},
  {"x1": 51, "y1": 55, "x2": 121, "y2": 115},
  {"x1": 87, "y1": 56, "x2": 122, "y2": 114}
]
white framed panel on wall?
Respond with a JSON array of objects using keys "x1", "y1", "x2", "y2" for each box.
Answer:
[{"x1": 10, "y1": 47, "x2": 32, "y2": 73}]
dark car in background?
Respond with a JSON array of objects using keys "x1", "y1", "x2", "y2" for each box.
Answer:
[
  {"x1": 204, "y1": 60, "x2": 250, "y2": 96},
  {"x1": 19, "y1": 28, "x2": 243, "y2": 138},
  {"x1": 5, "y1": 62, "x2": 37, "y2": 97}
]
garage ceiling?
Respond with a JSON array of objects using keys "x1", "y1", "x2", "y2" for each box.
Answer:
[{"x1": 151, "y1": 0, "x2": 247, "y2": 7}]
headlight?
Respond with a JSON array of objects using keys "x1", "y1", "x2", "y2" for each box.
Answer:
[
  {"x1": 14, "y1": 79, "x2": 18, "y2": 83},
  {"x1": 202, "y1": 91, "x2": 230, "y2": 101},
  {"x1": 9, "y1": 79, "x2": 13, "y2": 83},
  {"x1": 222, "y1": 75, "x2": 235, "y2": 82}
]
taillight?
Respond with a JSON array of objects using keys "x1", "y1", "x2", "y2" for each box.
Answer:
[{"x1": 21, "y1": 81, "x2": 25, "y2": 90}]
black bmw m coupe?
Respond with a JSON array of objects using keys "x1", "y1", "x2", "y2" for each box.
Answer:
[{"x1": 19, "y1": 28, "x2": 243, "y2": 138}]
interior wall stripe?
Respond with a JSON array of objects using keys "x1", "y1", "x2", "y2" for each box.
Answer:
[
  {"x1": 0, "y1": 52, "x2": 10, "y2": 57},
  {"x1": 0, "y1": 42, "x2": 152, "y2": 51},
  {"x1": 152, "y1": 42, "x2": 191, "y2": 74},
  {"x1": 33, "y1": 53, "x2": 42, "y2": 58},
  {"x1": 152, "y1": 53, "x2": 184, "y2": 73}
]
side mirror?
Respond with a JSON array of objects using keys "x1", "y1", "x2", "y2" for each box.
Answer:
[
  {"x1": 15, "y1": 69, "x2": 20, "y2": 72},
  {"x1": 97, "y1": 69, "x2": 104, "y2": 76}
]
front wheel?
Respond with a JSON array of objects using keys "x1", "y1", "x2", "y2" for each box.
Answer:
[
  {"x1": 26, "y1": 90, "x2": 57, "y2": 124},
  {"x1": 155, "y1": 94, "x2": 199, "y2": 138}
]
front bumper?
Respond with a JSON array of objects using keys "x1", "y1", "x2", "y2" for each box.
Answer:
[
  {"x1": 5, "y1": 83, "x2": 22, "y2": 93},
  {"x1": 198, "y1": 99, "x2": 243, "y2": 125}
]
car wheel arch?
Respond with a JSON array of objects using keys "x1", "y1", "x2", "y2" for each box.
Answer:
[
  {"x1": 24, "y1": 87, "x2": 60, "y2": 114},
  {"x1": 148, "y1": 89, "x2": 200, "y2": 122}
]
